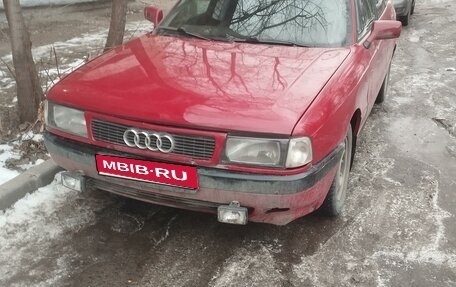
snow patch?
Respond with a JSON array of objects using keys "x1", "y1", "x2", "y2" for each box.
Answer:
[
  {"x1": 210, "y1": 244, "x2": 284, "y2": 287},
  {"x1": 1, "y1": 21, "x2": 151, "y2": 92},
  {"x1": 422, "y1": 0, "x2": 453, "y2": 3},
  {"x1": 370, "y1": 172, "x2": 454, "y2": 269},
  {"x1": 19, "y1": 158, "x2": 45, "y2": 170},
  {"x1": 392, "y1": 96, "x2": 413, "y2": 105},
  {"x1": 408, "y1": 29, "x2": 427, "y2": 43},
  {"x1": 0, "y1": 0, "x2": 97, "y2": 9},
  {"x1": 1, "y1": 21, "x2": 151, "y2": 63},
  {"x1": 0, "y1": 131, "x2": 47, "y2": 185},
  {"x1": 409, "y1": 35, "x2": 420, "y2": 43},
  {"x1": 21, "y1": 130, "x2": 44, "y2": 142},
  {"x1": 153, "y1": 215, "x2": 177, "y2": 246},
  {"x1": 0, "y1": 144, "x2": 20, "y2": 184},
  {"x1": 0, "y1": 173, "x2": 96, "y2": 286}
]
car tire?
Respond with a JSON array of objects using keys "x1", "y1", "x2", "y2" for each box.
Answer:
[
  {"x1": 375, "y1": 60, "x2": 392, "y2": 104},
  {"x1": 400, "y1": 11, "x2": 410, "y2": 26},
  {"x1": 319, "y1": 125, "x2": 353, "y2": 217}
]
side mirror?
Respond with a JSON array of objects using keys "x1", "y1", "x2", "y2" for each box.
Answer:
[
  {"x1": 144, "y1": 6, "x2": 164, "y2": 27},
  {"x1": 364, "y1": 20, "x2": 402, "y2": 49}
]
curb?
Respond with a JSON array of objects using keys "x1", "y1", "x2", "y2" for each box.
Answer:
[{"x1": 0, "y1": 159, "x2": 62, "y2": 211}]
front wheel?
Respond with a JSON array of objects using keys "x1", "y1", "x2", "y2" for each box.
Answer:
[{"x1": 319, "y1": 125, "x2": 353, "y2": 216}]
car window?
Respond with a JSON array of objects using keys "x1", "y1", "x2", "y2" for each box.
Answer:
[
  {"x1": 164, "y1": 0, "x2": 211, "y2": 24},
  {"x1": 159, "y1": 0, "x2": 351, "y2": 47},
  {"x1": 356, "y1": 0, "x2": 375, "y2": 39}
]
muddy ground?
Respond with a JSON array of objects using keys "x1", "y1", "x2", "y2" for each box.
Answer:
[{"x1": 0, "y1": 0, "x2": 455, "y2": 286}]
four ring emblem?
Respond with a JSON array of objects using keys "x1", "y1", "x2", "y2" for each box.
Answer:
[{"x1": 123, "y1": 128, "x2": 175, "y2": 153}]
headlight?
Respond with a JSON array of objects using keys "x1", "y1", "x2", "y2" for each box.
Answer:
[
  {"x1": 225, "y1": 137, "x2": 286, "y2": 167},
  {"x1": 224, "y1": 136, "x2": 312, "y2": 168},
  {"x1": 286, "y1": 137, "x2": 313, "y2": 168},
  {"x1": 45, "y1": 101, "x2": 87, "y2": 137}
]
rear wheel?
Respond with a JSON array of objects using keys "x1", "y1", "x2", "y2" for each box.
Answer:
[
  {"x1": 320, "y1": 125, "x2": 353, "y2": 216},
  {"x1": 400, "y1": 10, "x2": 410, "y2": 26}
]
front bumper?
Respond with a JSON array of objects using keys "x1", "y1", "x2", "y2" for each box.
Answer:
[{"x1": 45, "y1": 132, "x2": 343, "y2": 225}]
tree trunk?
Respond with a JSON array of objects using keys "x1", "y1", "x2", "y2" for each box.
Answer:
[
  {"x1": 105, "y1": 0, "x2": 128, "y2": 52},
  {"x1": 3, "y1": 0, "x2": 44, "y2": 124}
]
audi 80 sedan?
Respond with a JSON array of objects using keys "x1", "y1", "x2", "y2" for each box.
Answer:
[{"x1": 44, "y1": 0, "x2": 401, "y2": 225}]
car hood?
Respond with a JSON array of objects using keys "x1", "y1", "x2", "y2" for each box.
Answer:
[{"x1": 48, "y1": 35, "x2": 350, "y2": 135}]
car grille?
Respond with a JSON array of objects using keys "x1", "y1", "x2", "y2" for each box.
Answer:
[{"x1": 91, "y1": 119, "x2": 216, "y2": 159}]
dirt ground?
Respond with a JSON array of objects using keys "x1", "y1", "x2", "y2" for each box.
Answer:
[{"x1": 0, "y1": 0, "x2": 455, "y2": 286}]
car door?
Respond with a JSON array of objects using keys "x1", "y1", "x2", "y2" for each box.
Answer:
[
  {"x1": 356, "y1": 0, "x2": 394, "y2": 113},
  {"x1": 368, "y1": 0, "x2": 394, "y2": 105},
  {"x1": 355, "y1": 0, "x2": 377, "y2": 115}
]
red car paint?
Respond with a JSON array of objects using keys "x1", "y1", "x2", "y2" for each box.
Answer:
[
  {"x1": 45, "y1": 0, "x2": 401, "y2": 225},
  {"x1": 49, "y1": 39, "x2": 350, "y2": 138}
]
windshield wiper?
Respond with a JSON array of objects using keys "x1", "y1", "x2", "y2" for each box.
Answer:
[
  {"x1": 157, "y1": 26, "x2": 209, "y2": 40},
  {"x1": 231, "y1": 36, "x2": 310, "y2": 48}
]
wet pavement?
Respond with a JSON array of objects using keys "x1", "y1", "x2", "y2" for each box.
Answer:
[{"x1": 1, "y1": 1, "x2": 455, "y2": 286}]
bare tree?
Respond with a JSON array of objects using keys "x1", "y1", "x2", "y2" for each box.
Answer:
[
  {"x1": 3, "y1": 0, "x2": 44, "y2": 124},
  {"x1": 105, "y1": 0, "x2": 128, "y2": 51}
]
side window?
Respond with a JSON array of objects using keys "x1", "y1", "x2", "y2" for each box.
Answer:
[
  {"x1": 356, "y1": 0, "x2": 375, "y2": 39},
  {"x1": 167, "y1": 0, "x2": 212, "y2": 27},
  {"x1": 212, "y1": 0, "x2": 231, "y2": 21}
]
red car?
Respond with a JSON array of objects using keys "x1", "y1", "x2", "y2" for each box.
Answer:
[{"x1": 44, "y1": 0, "x2": 401, "y2": 225}]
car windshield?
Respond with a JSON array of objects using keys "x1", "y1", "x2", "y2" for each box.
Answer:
[{"x1": 158, "y1": 0, "x2": 351, "y2": 47}]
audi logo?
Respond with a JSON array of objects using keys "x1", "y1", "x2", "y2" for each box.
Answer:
[{"x1": 123, "y1": 128, "x2": 175, "y2": 153}]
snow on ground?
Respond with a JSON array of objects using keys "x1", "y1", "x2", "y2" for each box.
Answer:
[
  {"x1": 0, "y1": 20, "x2": 151, "y2": 184},
  {"x1": 1, "y1": 20, "x2": 151, "y2": 62},
  {"x1": 0, "y1": 173, "x2": 97, "y2": 286},
  {"x1": 422, "y1": 0, "x2": 453, "y2": 3},
  {"x1": 209, "y1": 241, "x2": 284, "y2": 287},
  {"x1": 0, "y1": 143, "x2": 20, "y2": 183},
  {"x1": 0, "y1": 0, "x2": 97, "y2": 9},
  {"x1": 20, "y1": 130, "x2": 44, "y2": 142},
  {"x1": 0, "y1": 130, "x2": 48, "y2": 185},
  {"x1": 0, "y1": 20, "x2": 151, "y2": 101}
]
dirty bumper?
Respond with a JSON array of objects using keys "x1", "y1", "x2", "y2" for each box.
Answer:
[{"x1": 44, "y1": 132, "x2": 342, "y2": 225}]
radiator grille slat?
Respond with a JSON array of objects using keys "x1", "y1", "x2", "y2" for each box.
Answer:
[{"x1": 91, "y1": 120, "x2": 216, "y2": 159}]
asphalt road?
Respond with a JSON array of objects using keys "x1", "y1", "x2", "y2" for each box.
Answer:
[{"x1": 1, "y1": 1, "x2": 455, "y2": 286}]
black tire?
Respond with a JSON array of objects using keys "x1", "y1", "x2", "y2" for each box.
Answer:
[
  {"x1": 411, "y1": 0, "x2": 415, "y2": 15},
  {"x1": 319, "y1": 125, "x2": 353, "y2": 216},
  {"x1": 400, "y1": 12, "x2": 410, "y2": 26},
  {"x1": 375, "y1": 60, "x2": 392, "y2": 104}
]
